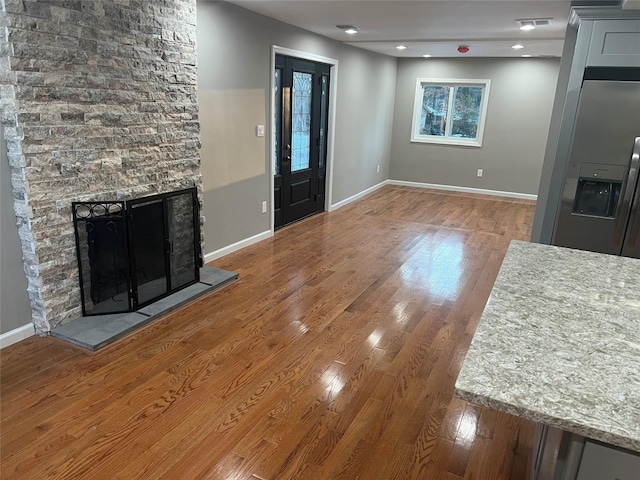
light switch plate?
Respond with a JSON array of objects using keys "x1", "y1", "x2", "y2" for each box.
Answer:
[{"x1": 256, "y1": 125, "x2": 265, "y2": 137}]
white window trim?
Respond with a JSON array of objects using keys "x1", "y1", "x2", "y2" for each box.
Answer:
[{"x1": 410, "y1": 78, "x2": 491, "y2": 148}]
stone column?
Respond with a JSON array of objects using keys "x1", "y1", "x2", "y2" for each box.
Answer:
[{"x1": 0, "y1": 0, "x2": 203, "y2": 332}]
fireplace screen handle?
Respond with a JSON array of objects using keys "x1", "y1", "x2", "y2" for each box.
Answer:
[{"x1": 166, "y1": 239, "x2": 174, "y2": 254}]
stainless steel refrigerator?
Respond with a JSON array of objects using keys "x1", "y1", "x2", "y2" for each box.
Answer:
[{"x1": 553, "y1": 78, "x2": 640, "y2": 258}]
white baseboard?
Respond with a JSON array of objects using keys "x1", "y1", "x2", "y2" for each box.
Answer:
[
  {"x1": 203, "y1": 230, "x2": 272, "y2": 263},
  {"x1": 329, "y1": 180, "x2": 389, "y2": 211},
  {"x1": 0, "y1": 323, "x2": 35, "y2": 349},
  {"x1": 203, "y1": 180, "x2": 533, "y2": 264},
  {"x1": 387, "y1": 180, "x2": 537, "y2": 201}
]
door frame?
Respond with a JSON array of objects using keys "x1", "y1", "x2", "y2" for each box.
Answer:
[{"x1": 270, "y1": 45, "x2": 338, "y2": 234}]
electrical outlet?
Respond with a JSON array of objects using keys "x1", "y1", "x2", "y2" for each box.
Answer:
[
  {"x1": 377, "y1": 165, "x2": 380, "y2": 173},
  {"x1": 477, "y1": 169, "x2": 483, "y2": 177},
  {"x1": 261, "y1": 201, "x2": 267, "y2": 214}
]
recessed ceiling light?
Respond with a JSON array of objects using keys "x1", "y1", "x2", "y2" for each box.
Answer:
[
  {"x1": 336, "y1": 24, "x2": 358, "y2": 34},
  {"x1": 396, "y1": 45, "x2": 407, "y2": 50},
  {"x1": 512, "y1": 44, "x2": 525, "y2": 49},
  {"x1": 422, "y1": 54, "x2": 432, "y2": 58},
  {"x1": 517, "y1": 20, "x2": 536, "y2": 31},
  {"x1": 521, "y1": 54, "x2": 532, "y2": 57}
]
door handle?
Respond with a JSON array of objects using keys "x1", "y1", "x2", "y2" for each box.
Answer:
[
  {"x1": 626, "y1": 187, "x2": 640, "y2": 248},
  {"x1": 623, "y1": 137, "x2": 640, "y2": 249},
  {"x1": 614, "y1": 137, "x2": 640, "y2": 245}
]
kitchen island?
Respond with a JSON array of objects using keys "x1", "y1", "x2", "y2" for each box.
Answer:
[{"x1": 455, "y1": 240, "x2": 640, "y2": 479}]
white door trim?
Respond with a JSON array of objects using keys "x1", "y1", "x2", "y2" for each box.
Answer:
[{"x1": 270, "y1": 45, "x2": 339, "y2": 233}]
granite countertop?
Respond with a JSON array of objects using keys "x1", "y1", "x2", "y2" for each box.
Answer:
[{"x1": 455, "y1": 240, "x2": 640, "y2": 452}]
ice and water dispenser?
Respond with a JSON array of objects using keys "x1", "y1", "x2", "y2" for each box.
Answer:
[{"x1": 571, "y1": 163, "x2": 625, "y2": 218}]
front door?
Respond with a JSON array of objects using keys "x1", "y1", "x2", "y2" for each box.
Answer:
[{"x1": 274, "y1": 55, "x2": 330, "y2": 229}]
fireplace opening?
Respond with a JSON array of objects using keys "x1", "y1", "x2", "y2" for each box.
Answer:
[{"x1": 73, "y1": 187, "x2": 202, "y2": 316}]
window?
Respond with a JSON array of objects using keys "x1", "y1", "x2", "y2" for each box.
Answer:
[{"x1": 411, "y1": 78, "x2": 490, "y2": 147}]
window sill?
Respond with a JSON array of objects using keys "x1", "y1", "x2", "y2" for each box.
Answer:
[{"x1": 410, "y1": 136, "x2": 483, "y2": 148}]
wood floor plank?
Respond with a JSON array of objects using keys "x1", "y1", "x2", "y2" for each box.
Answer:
[{"x1": 1, "y1": 185, "x2": 536, "y2": 479}]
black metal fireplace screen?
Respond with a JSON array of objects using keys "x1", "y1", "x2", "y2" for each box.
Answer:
[{"x1": 72, "y1": 187, "x2": 202, "y2": 316}]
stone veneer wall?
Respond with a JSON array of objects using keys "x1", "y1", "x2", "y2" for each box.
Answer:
[{"x1": 0, "y1": 0, "x2": 202, "y2": 333}]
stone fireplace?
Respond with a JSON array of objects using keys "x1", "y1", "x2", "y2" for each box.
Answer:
[{"x1": 1, "y1": 0, "x2": 203, "y2": 334}]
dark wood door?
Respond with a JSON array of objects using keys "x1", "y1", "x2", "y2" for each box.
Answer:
[{"x1": 274, "y1": 55, "x2": 330, "y2": 229}]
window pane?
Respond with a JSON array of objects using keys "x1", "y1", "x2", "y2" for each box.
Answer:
[
  {"x1": 451, "y1": 86, "x2": 483, "y2": 139},
  {"x1": 291, "y1": 71, "x2": 312, "y2": 172},
  {"x1": 420, "y1": 85, "x2": 450, "y2": 136}
]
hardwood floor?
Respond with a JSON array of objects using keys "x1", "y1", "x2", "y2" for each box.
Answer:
[{"x1": 1, "y1": 185, "x2": 536, "y2": 479}]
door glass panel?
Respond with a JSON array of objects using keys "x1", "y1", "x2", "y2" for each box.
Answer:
[
  {"x1": 166, "y1": 192, "x2": 197, "y2": 289},
  {"x1": 274, "y1": 68, "x2": 282, "y2": 176},
  {"x1": 319, "y1": 75, "x2": 328, "y2": 168},
  {"x1": 129, "y1": 199, "x2": 168, "y2": 305},
  {"x1": 291, "y1": 71, "x2": 312, "y2": 171},
  {"x1": 73, "y1": 202, "x2": 130, "y2": 315}
]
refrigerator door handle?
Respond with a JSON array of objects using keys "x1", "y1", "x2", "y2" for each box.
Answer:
[
  {"x1": 626, "y1": 186, "x2": 640, "y2": 249},
  {"x1": 623, "y1": 138, "x2": 640, "y2": 251},
  {"x1": 614, "y1": 137, "x2": 640, "y2": 245}
]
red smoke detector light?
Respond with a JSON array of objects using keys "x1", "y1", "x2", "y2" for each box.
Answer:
[{"x1": 457, "y1": 45, "x2": 470, "y2": 54}]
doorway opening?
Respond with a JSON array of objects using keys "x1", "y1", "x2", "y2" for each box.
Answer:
[{"x1": 272, "y1": 49, "x2": 336, "y2": 230}]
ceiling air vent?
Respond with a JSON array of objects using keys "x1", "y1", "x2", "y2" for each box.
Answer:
[{"x1": 515, "y1": 18, "x2": 554, "y2": 29}]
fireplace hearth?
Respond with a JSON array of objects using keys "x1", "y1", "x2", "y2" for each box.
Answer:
[
  {"x1": 73, "y1": 187, "x2": 202, "y2": 317},
  {"x1": 50, "y1": 265, "x2": 238, "y2": 351}
]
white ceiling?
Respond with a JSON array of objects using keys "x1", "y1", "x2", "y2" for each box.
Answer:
[{"x1": 224, "y1": 0, "x2": 573, "y2": 58}]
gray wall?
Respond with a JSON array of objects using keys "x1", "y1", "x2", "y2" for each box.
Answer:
[
  {"x1": 1, "y1": 127, "x2": 32, "y2": 334},
  {"x1": 531, "y1": 24, "x2": 579, "y2": 243},
  {"x1": 389, "y1": 58, "x2": 560, "y2": 195},
  {"x1": 196, "y1": 1, "x2": 397, "y2": 253}
]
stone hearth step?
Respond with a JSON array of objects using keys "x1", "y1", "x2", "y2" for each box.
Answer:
[{"x1": 50, "y1": 266, "x2": 238, "y2": 351}]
